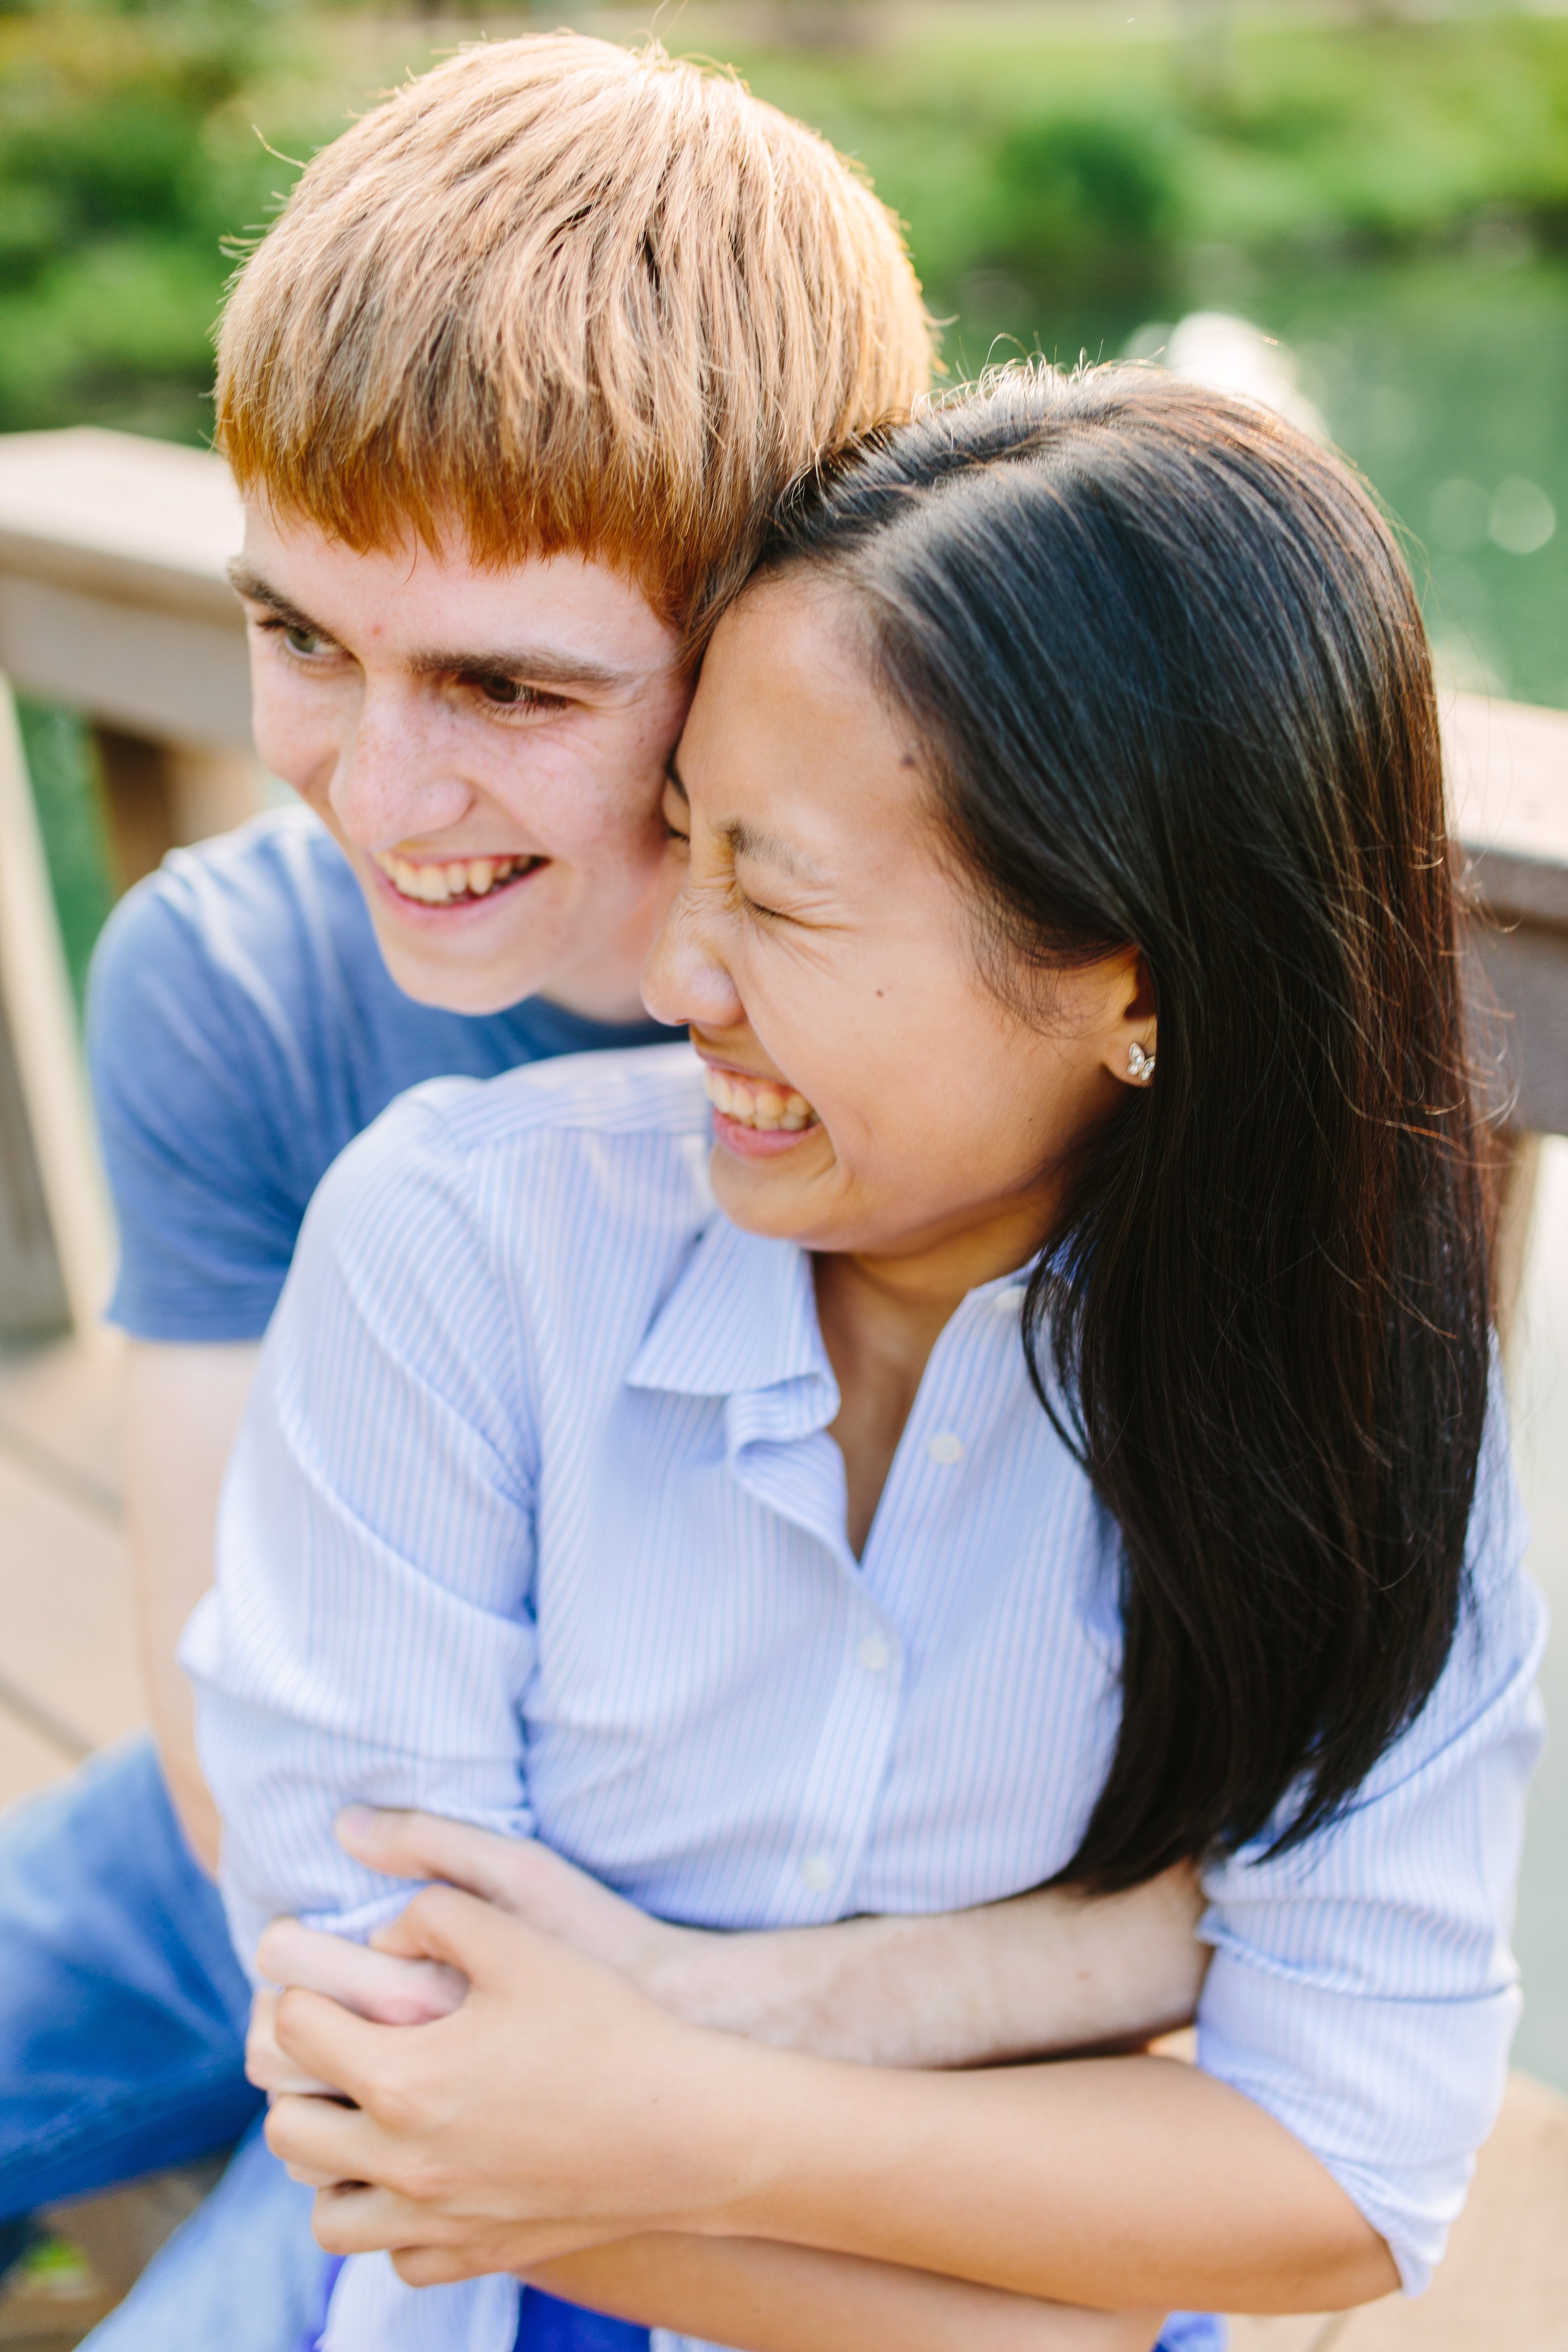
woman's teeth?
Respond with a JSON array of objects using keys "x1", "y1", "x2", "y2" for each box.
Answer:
[
  {"x1": 372, "y1": 851, "x2": 539, "y2": 905},
  {"x1": 703, "y1": 1066, "x2": 817, "y2": 1133}
]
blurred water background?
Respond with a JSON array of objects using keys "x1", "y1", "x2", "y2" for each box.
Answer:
[{"x1": 3, "y1": 0, "x2": 1565, "y2": 2083}]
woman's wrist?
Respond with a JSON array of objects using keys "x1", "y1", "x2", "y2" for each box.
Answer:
[{"x1": 650, "y1": 2036, "x2": 1396, "y2": 2314}]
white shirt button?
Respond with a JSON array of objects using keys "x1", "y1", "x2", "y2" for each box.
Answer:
[
  {"x1": 926, "y1": 1430, "x2": 965, "y2": 1465},
  {"x1": 856, "y1": 1634, "x2": 892, "y2": 1673},
  {"x1": 798, "y1": 1853, "x2": 835, "y2": 1891},
  {"x1": 995, "y1": 1284, "x2": 1027, "y2": 1314}
]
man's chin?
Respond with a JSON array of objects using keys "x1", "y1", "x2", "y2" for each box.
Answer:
[{"x1": 370, "y1": 923, "x2": 549, "y2": 1018}]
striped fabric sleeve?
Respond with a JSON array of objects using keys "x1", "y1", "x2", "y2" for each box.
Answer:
[
  {"x1": 1196, "y1": 1402, "x2": 1547, "y2": 2293},
  {"x1": 187, "y1": 1086, "x2": 542, "y2": 1975}
]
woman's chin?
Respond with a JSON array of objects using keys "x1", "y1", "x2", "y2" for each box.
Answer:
[{"x1": 709, "y1": 1123, "x2": 836, "y2": 1236}]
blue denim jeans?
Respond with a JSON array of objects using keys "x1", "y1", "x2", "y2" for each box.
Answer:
[{"x1": 0, "y1": 1736, "x2": 266, "y2": 2214}]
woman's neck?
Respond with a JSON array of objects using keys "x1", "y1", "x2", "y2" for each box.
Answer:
[{"x1": 813, "y1": 1204, "x2": 1048, "y2": 1557}]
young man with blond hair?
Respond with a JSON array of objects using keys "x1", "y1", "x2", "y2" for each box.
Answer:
[{"x1": 0, "y1": 34, "x2": 1204, "y2": 2352}]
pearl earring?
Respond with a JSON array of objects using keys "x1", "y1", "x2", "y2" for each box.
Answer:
[{"x1": 1127, "y1": 1041, "x2": 1155, "y2": 1085}]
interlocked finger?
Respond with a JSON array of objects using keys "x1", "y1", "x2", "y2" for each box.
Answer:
[{"x1": 247, "y1": 1987, "x2": 337, "y2": 2096}]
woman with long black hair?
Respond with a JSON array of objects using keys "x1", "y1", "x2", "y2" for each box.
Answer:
[{"x1": 198, "y1": 366, "x2": 1544, "y2": 2352}]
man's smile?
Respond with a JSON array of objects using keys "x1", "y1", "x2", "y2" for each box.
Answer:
[{"x1": 369, "y1": 849, "x2": 547, "y2": 907}]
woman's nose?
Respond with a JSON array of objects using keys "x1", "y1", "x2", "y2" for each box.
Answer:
[
  {"x1": 641, "y1": 888, "x2": 745, "y2": 1031},
  {"x1": 330, "y1": 685, "x2": 472, "y2": 846}
]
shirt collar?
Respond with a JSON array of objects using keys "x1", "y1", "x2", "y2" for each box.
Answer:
[{"x1": 625, "y1": 1213, "x2": 831, "y2": 1403}]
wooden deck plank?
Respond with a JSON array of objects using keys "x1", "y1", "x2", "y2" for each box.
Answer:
[
  {"x1": 1229, "y1": 2072, "x2": 1568, "y2": 2350},
  {"x1": 0, "y1": 1704, "x2": 76, "y2": 1814},
  {"x1": 1227, "y1": 2316, "x2": 1343, "y2": 2351},
  {"x1": 0, "y1": 1450, "x2": 140, "y2": 1756},
  {"x1": 0, "y1": 1332, "x2": 123, "y2": 1516}
]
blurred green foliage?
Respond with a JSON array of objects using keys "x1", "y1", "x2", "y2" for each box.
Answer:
[
  {"x1": 733, "y1": 6, "x2": 1568, "y2": 364},
  {"x1": 14, "y1": 697, "x2": 113, "y2": 1011},
  {"x1": 0, "y1": 0, "x2": 308, "y2": 439},
  {"x1": 5, "y1": 2, "x2": 1568, "y2": 436}
]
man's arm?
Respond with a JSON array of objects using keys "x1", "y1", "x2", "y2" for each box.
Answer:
[
  {"x1": 123, "y1": 1339, "x2": 260, "y2": 1871},
  {"x1": 257, "y1": 1810, "x2": 1207, "y2": 2073}
]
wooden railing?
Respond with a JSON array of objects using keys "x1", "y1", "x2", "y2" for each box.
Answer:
[
  {"x1": 1, "y1": 426, "x2": 1564, "y2": 1339},
  {"x1": 0, "y1": 428, "x2": 267, "y2": 1336}
]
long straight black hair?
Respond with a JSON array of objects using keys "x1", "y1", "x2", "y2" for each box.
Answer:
[{"x1": 759, "y1": 365, "x2": 1492, "y2": 1891}]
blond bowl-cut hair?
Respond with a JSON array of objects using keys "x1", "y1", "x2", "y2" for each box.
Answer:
[{"x1": 217, "y1": 34, "x2": 935, "y2": 641}]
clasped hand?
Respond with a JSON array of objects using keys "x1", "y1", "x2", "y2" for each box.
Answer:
[{"x1": 250, "y1": 1810, "x2": 825, "y2": 2285}]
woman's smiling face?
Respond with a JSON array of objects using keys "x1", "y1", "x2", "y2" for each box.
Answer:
[{"x1": 642, "y1": 577, "x2": 1150, "y2": 1270}]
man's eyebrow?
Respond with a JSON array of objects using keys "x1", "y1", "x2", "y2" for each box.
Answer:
[
  {"x1": 722, "y1": 815, "x2": 825, "y2": 886},
  {"x1": 226, "y1": 561, "x2": 338, "y2": 644},
  {"x1": 403, "y1": 643, "x2": 637, "y2": 692},
  {"x1": 227, "y1": 560, "x2": 639, "y2": 691}
]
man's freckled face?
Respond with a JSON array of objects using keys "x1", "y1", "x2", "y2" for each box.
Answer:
[{"x1": 233, "y1": 505, "x2": 694, "y2": 1021}]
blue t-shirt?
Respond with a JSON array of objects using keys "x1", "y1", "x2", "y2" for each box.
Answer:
[{"x1": 86, "y1": 806, "x2": 668, "y2": 1343}]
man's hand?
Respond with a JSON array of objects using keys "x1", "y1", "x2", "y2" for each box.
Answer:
[
  {"x1": 267, "y1": 1888, "x2": 730, "y2": 2270},
  {"x1": 247, "y1": 1915, "x2": 467, "y2": 2103},
  {"x1": 329, "y1": 1806, "x2": 1209, "y2": 2067}
]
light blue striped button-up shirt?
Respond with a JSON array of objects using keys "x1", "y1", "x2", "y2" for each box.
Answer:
[{"x1": 185, "y1": 1044, "x2": 1546, "y2": 2352}]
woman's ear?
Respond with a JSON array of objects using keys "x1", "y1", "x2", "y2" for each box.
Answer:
[{"x1": 1105, "y1": 950, "x2": 1158, "y2": 1090}]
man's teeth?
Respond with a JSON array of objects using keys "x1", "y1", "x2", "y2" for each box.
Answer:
[
  {"x1": 703, "y1": 1066, "x2": 817, "y2": 1133},
  {"x1": 372, "y1": 852, "x2": 537, "y2": 905}
]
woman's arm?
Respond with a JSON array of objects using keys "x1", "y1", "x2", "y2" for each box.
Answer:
[
  {"x1": 521, "y1": 2238, "x2": 1163, "y2": 2352},
  {"x1": 267, "y1": 1884, "x2": 1397, "y2": 2316}
]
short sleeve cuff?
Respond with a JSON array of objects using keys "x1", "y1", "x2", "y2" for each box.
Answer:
[{"x1": 1198, "y1": 1954, "x2": 1521, "y2": 2292}]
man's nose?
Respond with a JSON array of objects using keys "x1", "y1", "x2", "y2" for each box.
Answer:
[
  {"x1": 641, "y1": 888, "x2": 745, "y2": 1031},
  {"x1": 330, "y1": 683, "x2": 473, "y2": 846}
]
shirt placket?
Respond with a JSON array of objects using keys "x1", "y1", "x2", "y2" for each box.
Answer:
[
  {"x1": 723, "y1": 1379, "x2": 908, "y2": 1921},
  {"x1": 857, "y1": 1275, "x2": 1031, "y2": 1638}
]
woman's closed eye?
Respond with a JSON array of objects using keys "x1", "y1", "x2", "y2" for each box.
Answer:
[
  {"x1": 734, "y1": 881, "x2": 787, "y2": 922},
  {"x1": 732, "y1": 853, "x2": 818, "y2": 926}
]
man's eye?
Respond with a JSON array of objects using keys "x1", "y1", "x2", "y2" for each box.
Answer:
[
  {"x1": 466, "y1": 674, "x2": 566, "y2": 713},
  {"x1": 283, "y1": 624, "x2": 326, "y2": 656}
]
